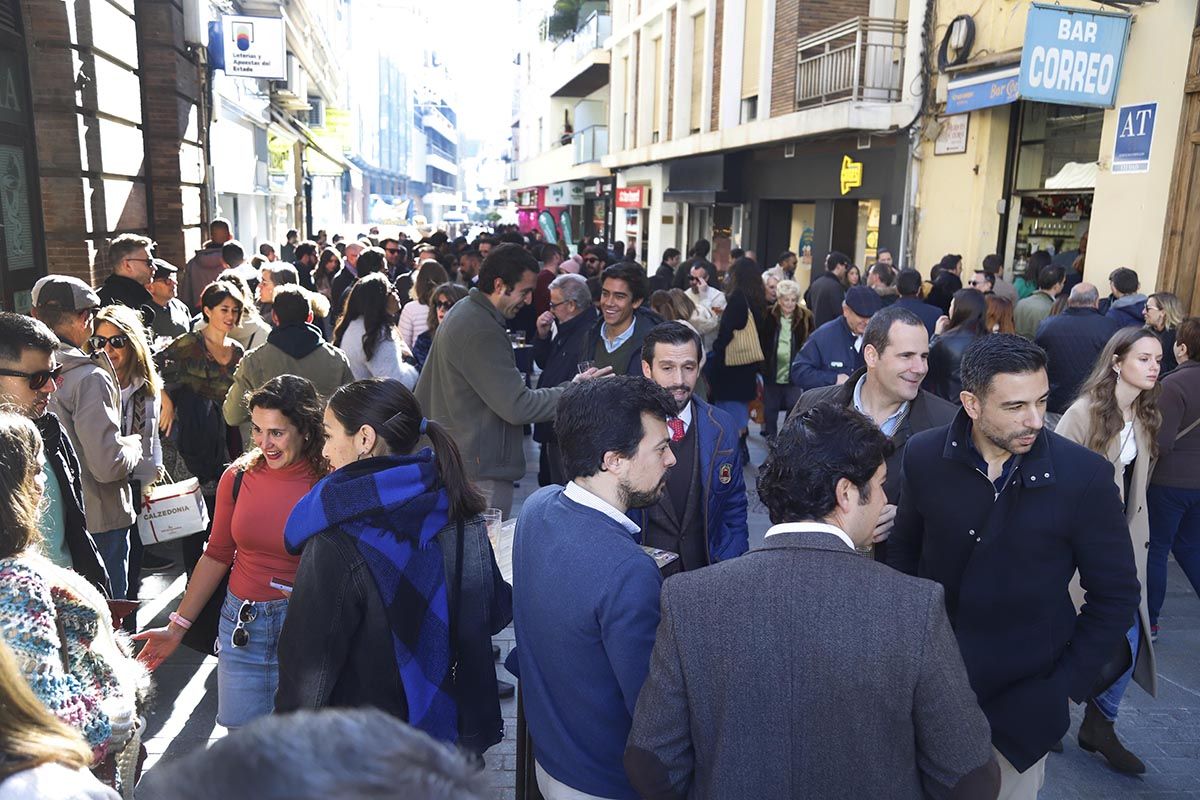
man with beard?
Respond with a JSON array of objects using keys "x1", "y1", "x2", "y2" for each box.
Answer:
[
  {"x1": 512, "y1": 375, "x2": 677, "y2": 800},
  {"x1": 634, "y1": 322, "x2": 748, "y2": 570},
  {"x1": 888, "y1": 335, "x2": 1139, "y2": 798}
]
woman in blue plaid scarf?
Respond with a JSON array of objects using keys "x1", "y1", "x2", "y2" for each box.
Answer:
[{"x1": 277, "y1": 378, "x2": 513, "y2": 756}]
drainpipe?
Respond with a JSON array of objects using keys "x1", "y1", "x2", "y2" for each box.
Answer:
[{"x1": 898, "y1": 0, "x2": 935, "y2": 270}]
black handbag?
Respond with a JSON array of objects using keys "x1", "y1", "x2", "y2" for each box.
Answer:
[{"x1": 179, "y1": 470, "x2": 242, "y2": 655}]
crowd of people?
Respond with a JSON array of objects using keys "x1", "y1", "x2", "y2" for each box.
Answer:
[{"x1": 0, "y1": 220, "x2": 1196, "y2": 800}]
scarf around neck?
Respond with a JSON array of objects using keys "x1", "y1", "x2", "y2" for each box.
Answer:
[{"x1": 284, "y1": 448, "x2": 457, "y2": 742}]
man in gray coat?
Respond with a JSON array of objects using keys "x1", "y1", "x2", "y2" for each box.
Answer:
[
  {"x1": 416, "y1": 243, "x2": 607, "y2": 515},
  {"x1": 625, "y1": 403, "x2": 999, "y2": 800}
]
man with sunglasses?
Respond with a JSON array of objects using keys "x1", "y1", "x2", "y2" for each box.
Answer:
[
  {"x1": 32, "y1": 276, "x2": 142, "y2": 599},
  {"x1": 97, "y1": 233, "x2": 157, "y2": 321},
  {"x1": 147, "y1": 259, "x2": 193, "y2": 341},
  {"x1": 0, "y1": 312, "x2": 111, "y2": 595}
]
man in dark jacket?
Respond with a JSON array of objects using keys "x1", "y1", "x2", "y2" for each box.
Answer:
[
  {"x1": 1105, "y1": 267, "x2": 1148, "y2": 328},
  {"x1": 97, "y1": 233, "x2": 157, "y2": 321},
  {"x1": 803, "y1": 250, "x2": 849, "y2": 327},
  {"x1": 790, "y1": 286, "x2": 881, "y2": 390},
  {"x1": 0, "y1": 313, "x2": 110, "y2": 595},
  {"x1": 146, "y1": 259, "x2": 193, "y2": 341},
  {"x1": 792, "y1": 306, "x2": 955, "y2": 563},
  {"x1": 888, "y1": 334, "x2": 1140, "y2": 794},
  {"x1": 625, "y1": 403, "x2": 999, "y2": 800},
  {"x1": 532, "y1": 274, "x2": 599, "y2": 486},
  {"x1": 649, "y1": 248, "x2": 681, "y2": 293},
  {"x1": 583, "y1": 263, "x2": 659, "y2": 375},
  {"x1": 894, "y1": 268, "x2": 943, "y2": 335},
  {"x1": 1034, "y1": 283, "x2": 1123, "y2": 415}
]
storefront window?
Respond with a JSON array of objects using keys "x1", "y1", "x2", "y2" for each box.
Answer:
[
  {"x1": 854, "y1": 199, "x2": 881, "y2": 269},
  {"x1": 1014, "y1": 103, "x2": 1104, "y2": 192}
]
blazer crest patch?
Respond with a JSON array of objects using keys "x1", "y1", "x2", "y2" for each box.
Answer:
[{"x1": 718, "y1": 463, "x2": 733, "y2": 484}]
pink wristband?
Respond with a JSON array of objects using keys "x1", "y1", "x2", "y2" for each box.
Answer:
[{"x1": 168, "y1": 612, "x2": 193, "y2": 630}]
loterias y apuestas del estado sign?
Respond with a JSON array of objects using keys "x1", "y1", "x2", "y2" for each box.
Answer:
[{"x1": 1018, "y1": 4, "x2": 1131, "y2": 109}]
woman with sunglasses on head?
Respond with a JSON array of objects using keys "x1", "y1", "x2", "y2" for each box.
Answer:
[
  {"x1": 413, "y1": 282, "x2": 468, "y2": 373},
  {"x1": 134, "y1": 376, "x2": 328, "y2": 730},
  {"x1": 155, "y1": 280, "x2": 246, "y2": 574},
  {"x1": 275, "y1": 379, "x2": 512, "y2": 756},
  {"x1": 333, "y1": 273, "x2": 419, "y2": 388},
  {"x1": 89, "y1": 305, "x2": 164, "y2": 633}
]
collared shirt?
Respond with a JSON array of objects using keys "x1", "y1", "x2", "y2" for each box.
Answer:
[
  {"x1": 600, "y1": 318, "x2": 637, "y2": 354},
  {"x1": 670, "y1": 401, "x2": 694, "y2": 437},
  {"x1": 965, "y1": 424, "x2": 1018, "y2": 496},
  {"x1": 564, "y1": 481, "x2": 641, "y2": 536},
  {"x1": 852, "y1": 374, "x2": 909, "y2": 437},
  {"x1": 763, "y1": 521, "x2": 856, "y2": 551}
]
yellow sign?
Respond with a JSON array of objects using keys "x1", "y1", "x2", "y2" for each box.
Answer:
[{"x1": 840, "y1": 156, "x2": 863, "y2": 195}]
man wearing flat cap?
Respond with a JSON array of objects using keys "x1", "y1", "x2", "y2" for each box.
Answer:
[{"x1": 790, "y1": 285, "x2": 883, "y2": 390}]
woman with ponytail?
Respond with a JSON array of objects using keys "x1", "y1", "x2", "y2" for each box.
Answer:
[{"x1": 275, "y1": 378, "x2": 513, "y2": 757}]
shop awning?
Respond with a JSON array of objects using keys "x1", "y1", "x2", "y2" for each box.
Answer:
[
  {"x1": 946, "y1": 66, "x2": 1020, "y2": 115},
  {"x1": 1044, "y1": 162, "x2": 1099, "y2": 191}
]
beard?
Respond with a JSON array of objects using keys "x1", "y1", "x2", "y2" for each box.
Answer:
[
  {"x1": 620, "y1": 475, "x2": 669, "y2": 509},
  {"x1": 665, "y1": 384, "x2": 693, "y2": 413},
  {"x1": 977, "y1": 416, "x2": 1040, "y2": 455}
]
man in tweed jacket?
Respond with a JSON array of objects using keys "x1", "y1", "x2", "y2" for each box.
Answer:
[{"x1": 624, "y1": 403, "x2": 999, "y2": 800}]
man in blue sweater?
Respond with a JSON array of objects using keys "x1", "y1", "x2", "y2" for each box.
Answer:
[{"x1": 513, "y1": 375, "x2": 678, "y2": 800}]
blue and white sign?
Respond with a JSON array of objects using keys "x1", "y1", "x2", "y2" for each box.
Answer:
[
  {"x1": 1112, "y1": 102, "x2": 1157, "y2": 174},
  {"x1": 946, "y1": 67, "x2": 1020, "y2": 115},
  {"x1": 1019, "y1": 4, "x2": 1131, "y2": 108}
]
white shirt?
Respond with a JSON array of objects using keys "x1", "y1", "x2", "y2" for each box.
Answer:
[
  {"x1": 564, "y1": 480, "x2": 641, "y2": 535},
  {"x1": 670, "y1": 401, "x2": 694, "y2": 437},
  {"x1": 1118, "y1": 420, "x2": 1138, "y2": 467},
  {"x1": 687, "y1": 284, "x2": 727, "y2": 313},
  {"x1": 762, "y1": 521, "x2": 856, "y2": 551}
]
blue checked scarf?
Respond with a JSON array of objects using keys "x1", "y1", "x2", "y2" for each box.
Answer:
[{"x1": 284, "y1": 449, "x2": 457, "y2": 742}]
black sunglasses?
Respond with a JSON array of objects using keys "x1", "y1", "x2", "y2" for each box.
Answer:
[
  {"x1": 435, "y1": 300, "x2": 455, "y2": 310},
  {"x1": 0, "y1": 365, "x2": 63, "y2": 390},
  {"x1": 88, "y1": 334, "x2": 130, "y2": 351},
  {"x1": 231, "y1": 600, "x2": 256, "y2": 648}
]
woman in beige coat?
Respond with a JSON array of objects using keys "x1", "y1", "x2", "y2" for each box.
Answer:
[{"x1": 1056, "y1": 326, "x2": 1162, "y2": 775}]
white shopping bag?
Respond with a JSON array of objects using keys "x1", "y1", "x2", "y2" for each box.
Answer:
[{"x1": 137, "y1": 478, "x2": 209, "y2": 545}]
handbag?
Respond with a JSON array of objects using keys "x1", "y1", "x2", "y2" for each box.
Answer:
[
  {"x1": 137, "y1": 476, "x2": 210, "y2": 546},
  {"x1": 179, "y1": 471, "x2": 241, "y2": 656},
  {"x1": 725, "y1": 318, "x2": 764, "y2": 367}
]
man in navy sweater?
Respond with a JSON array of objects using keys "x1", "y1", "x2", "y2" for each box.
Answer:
[
  {"x1": 512, "y1": 375, "x2": 678, "y2": 800},
  {"x1": 791, "y1": 286, "x2": 881, "y2": 390}
]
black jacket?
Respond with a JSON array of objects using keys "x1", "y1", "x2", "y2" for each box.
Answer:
[
  {"x1": 97, "y1": 273, "x2": 155, "y2": 322},
  {"x1": 888, "y1": 411, "x2": 1140, "y2": 770},
  {"x1": 532, "y1": 306, "x2": 599, "y2": 443},
  {"x1": 894, "y1": 297, "x2": 944, "y2": 337},
  {"x1": 35, "y1": 413, "x2": 111, "y2": 596},
  {"x1": 925, "y1": 328, "x2": 985, "y2": 403},
  {"x1": 275, "y1": 514, "x2": 513, "y2": 755},
  {"x1": 1034, "y1": 308, "x2": 1124, "y2": 414},
  {"x1": 709, "y1": 291, "x2": 762, "y2": 403},
  {"x1": 803, "y1": 272, "x2": 845, "y2": 328}
]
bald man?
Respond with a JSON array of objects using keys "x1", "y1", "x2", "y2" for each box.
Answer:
[{"x1": 1035, "y1": 282, "x2": 1124, "y2": 415}]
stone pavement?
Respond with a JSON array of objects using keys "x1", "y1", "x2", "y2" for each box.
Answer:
[{"x1": 133, "y1": 432, "x2": 1200, "y2": 799}]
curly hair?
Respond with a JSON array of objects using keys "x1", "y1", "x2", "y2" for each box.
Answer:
[{"x1": 233, "y1": 375, "x2": 330, "y2": 477}]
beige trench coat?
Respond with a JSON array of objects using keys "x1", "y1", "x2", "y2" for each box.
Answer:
[{"x1": 1056, "y1": 399, "x2": 1157, "y2": 696}]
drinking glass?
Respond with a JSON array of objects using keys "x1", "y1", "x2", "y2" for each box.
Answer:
[
  {"x1": 577, "y1": 360, "x2": 596, "y2": 374},
  {"x1": 483, "y1": 508, "x2": 503, "y2": 547}
]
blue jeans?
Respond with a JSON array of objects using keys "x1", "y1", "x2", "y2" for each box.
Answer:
[
  {"x1": 1093, "y1": 619, "x2": 1140, "y2": 721},
  {"x1": 92, "y1": 527, "x2": 130, "y2": 599},
  {"x1": 215, "y1": 590, "x2": 288, "y2": 730},
  {"x1": 1147, "y1": 484, "x2": 1200, "y2": 626}
]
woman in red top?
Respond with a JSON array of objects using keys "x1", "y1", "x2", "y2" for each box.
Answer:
[{"x1": 134, "y1": 375, "x2": 329, "y2": 728}]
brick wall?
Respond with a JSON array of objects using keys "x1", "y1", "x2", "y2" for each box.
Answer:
[
  {"x1": 770, "y1": 0, "x2": 869, "y2": 118},
  {"x1": 711, "y1": 0, "x2": 723, "y2": 131}
]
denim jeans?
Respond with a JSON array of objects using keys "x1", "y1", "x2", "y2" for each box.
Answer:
[
  {"x1": 1093, "y1": 618, "x2": 1140, "y2": 721},
  {"x1": 92, "y1": 527, "x2": 130, "y2": 599},
  {"x1": 215, "y1": 590, "x2": 289, "y2": 730},
  {"x1": 1146, "y1": 484, "x2": 1200, "y2": 626}
]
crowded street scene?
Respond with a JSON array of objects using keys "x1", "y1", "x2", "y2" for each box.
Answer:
[{"x1": 2, "y1": 0, "x2": 1200, "y2": 797}]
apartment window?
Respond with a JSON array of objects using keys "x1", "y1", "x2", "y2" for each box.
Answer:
[
  {"x1": 651, "y1": 36, "x2": 663, "y2": 142},
  {"x1": 741, "y1": 0, "x2": 763, "y2": 103},
  {"x1": 740, "y1": 96, "x2": 758, "y2": 123},
  {"x1": 690, "y1": 11, "x2": 705, "y2": 134}
]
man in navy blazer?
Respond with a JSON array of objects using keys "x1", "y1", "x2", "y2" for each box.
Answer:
[
  {"x1": 631, "y1": 322, "x2": 749, "y2": 568},
  {"x1": 889, "y1": 334, "x2": 1140, "y2": 797}
]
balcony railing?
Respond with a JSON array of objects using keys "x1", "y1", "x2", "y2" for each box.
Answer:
[
  {"x1": 573, "y1": 125, "x2": 608, "y2": 165},
  {"x1": 795, "y1": 17, "x2": 906, "y2": 109}
]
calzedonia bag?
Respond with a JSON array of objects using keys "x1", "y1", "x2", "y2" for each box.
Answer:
[{"x1": 137, "y1": 477, "x2": 209, "y2": 546}]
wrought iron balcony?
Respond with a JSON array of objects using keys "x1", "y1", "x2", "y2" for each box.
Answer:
[{"x1": 795, "y1": 17, "x2": 907, "y2": 109}]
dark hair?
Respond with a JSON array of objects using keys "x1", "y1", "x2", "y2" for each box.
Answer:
[
  {"x1": 960, "y1": 334, "x2": 1047, "y2": 397},
  {"x1": 312, "y1": 247, "x2": 341, "y2": 293},
  {"x1": 1036, "y1": 264, "x2": 1065, "y2": 291},
  {"x1": 938, "y1": 254, "x2": 963, "y2": 274},
  {"x1": 414, "y1": 261, "x2": 451, "y2": 305},
  {"x1": 271, "y1": 285, "x2": 311, "y2": 326},
  {"x1": 1109, "y1": 267, "x2": 1140, "y2": 295},
  {"x1": 863, "y1": 306, "x2": 925, "y2": 355},
  {"x1": 946, "y1": 288, "x2": 988, "y2": 335},
  {"x1": 334, "y1": 273, "x2": 396, "y2": 362},
  {"x1": 730, "y1": 248, "x2": 745, "y2": 260},
  {"x1": 200, "y1": 280, "x2": 244, "y2": 324},
  {"x1": 0, "y1": 313, "x2": 59, "y2": 363},
  {"x1": 896, "y1": 268, "x2": 923, "y2": 297},
  {"x1": 478, "y1": 243, "x2": 537, "y2": 295},
  {"x1": 972, "y1": 270, "x2": 995, "y2": 291},
  {"x1": 777, "y1": 250, "x2": 796, "y2": 264},
  {"x1": 689, "y1": 239, "x2": 711, "y2": 259},
  {"x1": 826, "y1": 251, "x2": 851, "y2": 272},
  {"x1": 425, "y1": 282, "x2": 468, "y2": 334},
  {"x1": 327, "y1": 379, "x2": 485, "y2": 521},
  {"x1": 982, "y1": 254, "x2": 1003, "y2": 273},
  {"x1": 262, "y1": 262, "x2": 299, "y2": 287},
  {"x1": 1023, "y1": 251, "x2": 1052, "y2": 284},
  {"x1": 757, "y1": 403, "x2": 893, "y2": 525},
  {"x1": 725, "y1": 257, "x2": 767, "y2": 318},
  {"x1": 259, "y1": 242, "x2": 276, "y2": 257},
  {"x1": 662, "y1": 248, "x2": 681, "y2": 262},
  {"x1": 868, "y1": 262, "x2": 896, "y2": 287},
  {"x1": 356, "y1": 247, "x2": 387, "y2": 278},
  {"x1": 235, "y1": 375, "x2": 329, "y2": 477},
  {"x1": 0, "y1": 412, "x2": 44, "y2": 559},
  {"x1": 555, "y1": 376, "x2": 676, "y2": 481},
  {"x1": 601, "y1": 263, "x2": 649, "y2": 304},
  {"x1": 1177, "y1": 317, "x2": 1200, "y2": 361},
  {"x1": 209, "y1": 218, "x2": 231, "y2": 236},
  {"x1": 641, "y1": 321, "x2": 702, "y2": 365},
  {"x1": 221, "y1": 241, "x2": 245, "y2": 265}
]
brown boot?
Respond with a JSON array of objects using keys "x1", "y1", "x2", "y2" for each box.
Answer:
[{"x1": 1078, "y1": 700, "x2": 1146, "y2": 774}]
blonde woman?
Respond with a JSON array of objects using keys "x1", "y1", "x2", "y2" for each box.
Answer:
[
  {"x1": 1056, "y1": 327, "x2": 1162, "y2": 775},
  {"x1": 90, "y1": 305, "x2": 163, "y2": 629},
  {"x1": 1143, "y1": 291, "x2": 1184, "y2": 374}
]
